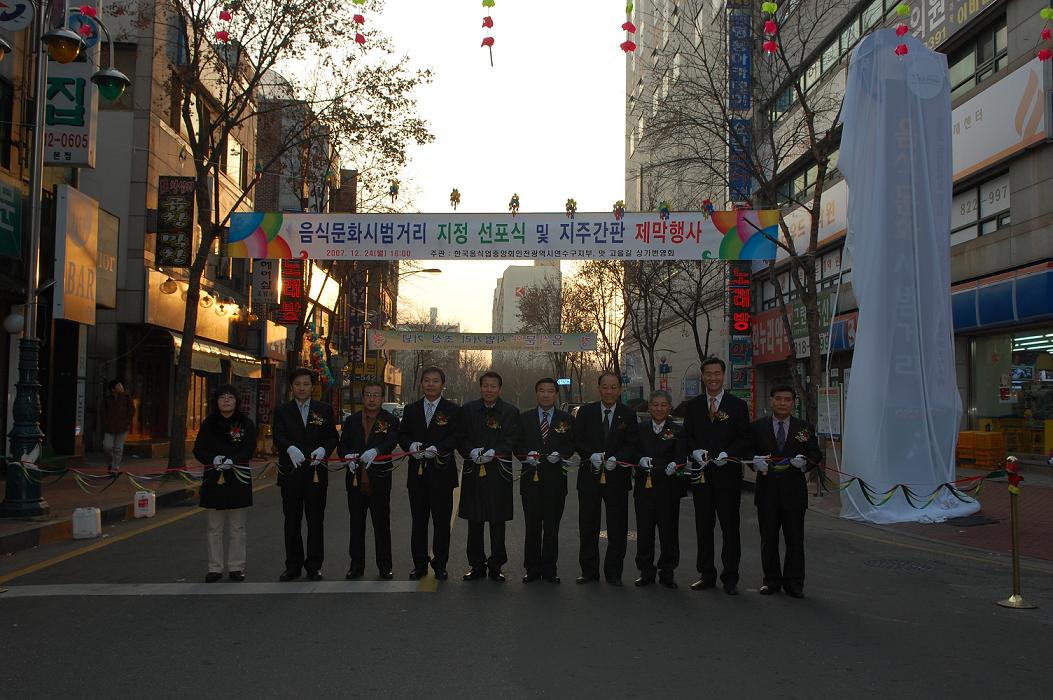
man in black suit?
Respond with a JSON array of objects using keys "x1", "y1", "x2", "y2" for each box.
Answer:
[
  {"x1": 633, "y1": 390, "x2": 688, "y2": 589},
  {"x1": 683, "y1": 357, "x2": 751, "y2": 595},
  {"x1": 396, "y1": 366, "x2": 460, "y2": 581},
  {"x1": 574, "y1": 371, "x2": 639, "y2": 586},
  {"x1": 517, "y1": 378, "x2": 579, "y2": 584},
  {"x1": 339, "y1": 381, "x2": 401, "y2": 580},
  {"x1": 748, "y1": 384, "x2": 823, "y2": 598},
  {"x1": 457, "y1": 371, "x2": 520, "y2": 582},
  {"x1": 272, "y1": 368, "x2": 339, "y2": 581}
]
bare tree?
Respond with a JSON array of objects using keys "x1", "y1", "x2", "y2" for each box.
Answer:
[
  {"x1": 656, "y1": 260, "x2": 727, "y2": 370},
  {"x1": 622, "y1": 261, "x2": 672, "y2": 391},
  {"x1": 575, "y1": 260, "x2": 627, "y2": 378}
]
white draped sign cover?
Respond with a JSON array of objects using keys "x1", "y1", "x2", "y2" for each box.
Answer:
[{"x1": 839, "y1": 30, "x2": 978, "y2": 524}]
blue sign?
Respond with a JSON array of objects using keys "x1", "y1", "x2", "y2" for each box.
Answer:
[
  {"x1": 729, "y1": 118, "x2": 753, "y2": 201},
  {"x1": 728, "y1": 11, "x2": 752, "y2": 112},
  {"x1": 556, "y1": 378, "x2": 571, "y2": 386}
]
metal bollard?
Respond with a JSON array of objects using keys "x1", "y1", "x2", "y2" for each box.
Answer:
[{"x1": 997, "y1": 457, "x2": 1036, "y2": 610}]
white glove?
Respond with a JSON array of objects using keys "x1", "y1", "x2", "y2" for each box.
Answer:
[
  {"x1": 547, "y1": 451, "x2": 561, "y2": 464},
  {"x1": 409, "y1": 441, "x2": 423, "y2": 457},
  {"x1": 482, "y1": 449, "x2": 495, "y2": 464},
  {"x1": 714, "y1": 451, "x2": 729, "y2": 466},
  {"x1": 665, "y1": 462, "x2": 677, "y2": 477},
  {"x1": 753, "y1": 456, "x2": 769, "y2": 474},
  {"x1": 604, "y1": 456, "x2": 617, "y2": 472},
  {"x1": 222, "y1": 458, "x2": 233, "y2": 468},
  {"x1": 565, "y1": 453, "x2": 581, "y2": 470},
  {"x1": 213, "y1": 455, "x2": 226, "y2": 466},
  {"x1": 590, "y1": 453, "x2": 603, "y2": 471},
  {"x1": 310, "y1": 447, "x2": 327, "y2": 464},
  {"x1": 638, "y1": 456, "x2": 653, "y2": 470},
  {"x1": 791, "y1": 454, "x2": 808, "y2": 471},
  {"x1": 691, "y1": 449, "x2": 708, "y2": 466},
  {"x1": 470, "y1": 448, "x2": 483, "y2": 463},
  {"x1": 344, "y1": 453, "x2": 359, "y2": 472},
  {"x1": 287, "y1": 446, "x2": 305, "y2": 467},
  {"x1": 525, "y1": 451, "x2": 540, "y2": 466},
  {"x1": 361, "y1": 448, "x2": 377, "y2": 467},
  {"x1": 423, "y1": 445, "x2": 438, "y2": 459}
]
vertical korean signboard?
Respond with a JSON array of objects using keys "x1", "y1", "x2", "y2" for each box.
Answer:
[
  {"x1": 45, "y1": 2, "x2": 101, "y2": 167},
  {"x1": 0, "y1": 173, "x2": 22, "y2": 258},
  {"x1": 253, "y1": 259, "x2": 279, "y2": 305},
  {"x1": 156, "y1": 175, "x2": 195, "y2": 267},
  {"x1": 728, "y1": 261, "x2": 753, "y2": 413},
  {"x1": 727, "y1": 10, "x2": 752, "y2": 111},
  {"x1": 278, "y1": 259, "x2": 305, "y2": 327}
]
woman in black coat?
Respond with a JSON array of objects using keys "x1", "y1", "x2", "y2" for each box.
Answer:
[{"x1": 193, "y1": 384, "x2": 257, "y2": 582}]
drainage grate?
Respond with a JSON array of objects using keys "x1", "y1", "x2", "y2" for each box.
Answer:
[{"x1": 863, "y1": 558, "x2": 935, "y2": 573}]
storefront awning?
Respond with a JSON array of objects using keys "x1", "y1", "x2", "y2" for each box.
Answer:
[{"x1": 169, "y1": 332, "x2": 262, "y2": 377}]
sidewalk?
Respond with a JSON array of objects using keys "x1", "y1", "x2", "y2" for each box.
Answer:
[
  {"x1": 0, "y1": 454, "x2": 203, "y2": 555},
  {"x1": 808, "y1": 463, "x2": 1053, "y2": 562}
]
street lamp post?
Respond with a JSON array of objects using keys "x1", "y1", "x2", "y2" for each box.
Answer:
[{"x1": 1, "y1": 1, "x2": 129, "y2": 516}]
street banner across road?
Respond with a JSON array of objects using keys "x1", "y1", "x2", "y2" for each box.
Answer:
[
  {"x1": 369, "y1": 329, "x2": 597, "y2": 352},
  {"x1": 227, "y1": 210, "x2": 780, "y2": 261}
]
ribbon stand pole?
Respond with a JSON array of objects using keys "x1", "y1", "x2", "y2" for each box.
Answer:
[{"x1": 997, "y1": 457, "x2": 1036, "y2": 610}]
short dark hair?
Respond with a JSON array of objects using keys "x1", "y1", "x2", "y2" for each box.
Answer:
[
  {"x1": 597, "y1": 371, "x2": 621, "y2": 386},
  {"x1": 701, "y1": 357, "x2": 726, "y2": 373},
  {"x1": 288, "y1": 368, "x2": 316, "y2": 385},
  {"x1": 420, "y1": 366, "x2": 446, "y2": 384},
  {"x1": 770, "y1": 384, "x2": 796, "y2": 398},
  {"x1": 362, "y1": 381, "x2": 384, "y2": 397},
  {"x1": 210, "y1": 383, "x2": 240, "y2": 415},
  {"x1": 535, "y1": 377, "x2": 557, "y2": 392},
  {"x1": 479, "y1": 371, "x2": 503, "y2": 387},
  {"x1": 107, "y1": 379, "x2": 120, "y2": 391}
]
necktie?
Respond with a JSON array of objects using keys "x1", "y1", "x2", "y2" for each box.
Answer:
[
  {"x1": 709, "y1": 397, "x2": 718, "y2": 418},
  {"x1": 540, "y1": 411, "x2": 550, "y2": 444},
  {"x1": 776, "y1": 420, "x2": 787, "y2": 453},
  {"x1": 603, "y1": 408, "x2": 612, "y2": 441},
  {"x1": 300, "y1": 402, "x2": 309, "y2": 426},
  {"x1": 425, "y1": 402, "x2": 435, "y2": 426}
]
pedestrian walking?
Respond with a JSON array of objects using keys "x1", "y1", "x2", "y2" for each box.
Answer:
[{"x1": 101, "y1": 380, "x2": 134, "y2": 474}]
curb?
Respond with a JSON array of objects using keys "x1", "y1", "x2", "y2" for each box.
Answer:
[{"x1": 0, "y1": 486, "x2": 198, "y2": 556}]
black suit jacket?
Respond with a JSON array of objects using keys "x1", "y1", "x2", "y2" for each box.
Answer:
[
  {"x1": 516, "y1": 407, "x2": 576, "y2": 497},
  {"x1": 193, "y1": 412, "x2": 257, "y2": 510},
  {"x1": 573, "y1": 401, "x2": 639, "y2": 493},
  {"x1": 338, "y1": 409, "x2": 401, "y2": 485},
  {"x1": 748, "y1": 414, "x2": 823, "y2": 508},
  {"x1": 456, "y1": 398, "x2": 521, "y2": 522},
  {"x1": 272, "y1": 399, "x2": 339, "y2": 488},
  {"x1": 633, "y1": 420, "x2": 688, "y2": 499},
  {"x1": 683, "y1": 391, "x2": 751, "y2": 488},
  {"x1": 397, "y1": 396, "x2": 461, "y2": 490}
]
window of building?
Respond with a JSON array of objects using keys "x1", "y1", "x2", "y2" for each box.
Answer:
[
  {"x1": 951, "y1": 172, "x2": 1010, "y2": 246},
  {"x1": 949, "y1": 15, "x2": 1007, "y2": 100}
]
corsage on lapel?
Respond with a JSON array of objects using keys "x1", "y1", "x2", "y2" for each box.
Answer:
[
  {"x1": 374, "y1": 420, "x2": 390, "y2": 434},
  {"x1": 795, "y1": 428, "x2": 810, "y2": 443},
  {"x1": 485, "y1": 415, "x2": 502, "y2": 430},
  {"x1": 660, "y1": 428, "x2": 676, "y2": 441},
  {"x1": 713, "y1": 411, "x2": 730, "y2": 422},
  {"x1": 229, "y1": 424, "x2": 244, "y2": 444},
  {"x1": 554, "y1": 421, "x2": 569, "y2": 434},
  {"x1": 308, "y1": 411, "x2": 325, "y2": 427},
  {"x1": 434, "y1": 411, "x2": 449, "y2": 427}
]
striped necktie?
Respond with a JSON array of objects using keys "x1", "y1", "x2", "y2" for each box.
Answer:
[
  {"x1": 425, "y1": 402, "x2": 435, "y2": 426},
  {"x1": 540, "y1": 411, "x2": 550, "y2": 444}
]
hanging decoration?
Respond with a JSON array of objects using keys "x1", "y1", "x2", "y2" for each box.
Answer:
[
  {"x1": 565, "y1": 198, "x2": 578, "y2": 219},
  {"x1": 612, "y1": 200, "x2": 626, "y2": 221},
  {"x1": 307, "y1": 324, "x2": 335, "y2": 388},
  {"x1": 450, "y1": 188, "x2": 461, "y2": 210},
  {"x1": 657, "y1": 200, "x2": 671, "y2": 220},
  {"x1": 215, "y1": 3, "x2": 231, "y2": 43},
  {"x1": 894, "y1": 3, "x2": 911, "y2": 55},
  {"x1": 353, "y1": 0, "x2": 367, "y2": 46},
  {"x1": 702, "y1": 198, "x2": 715, "y2": 218},
  {"x1": 1038, "y1": 8, "x2": 1053, "y2": 62},
  {"x1": 388, "y1": 178, "x2": 399, "y2": 203},
  {"x1": 761, "y1": 2, "x2": 778, "y2": 55},
  {"x1": 508, "y1": 193, "x2": 520, "y2": 217},
  {"x1": 621, "y1": 2, "x2": 637, "y2": 53},
  {"x1": 482, "y1": 0, "x2": 495, "y2": 67}
]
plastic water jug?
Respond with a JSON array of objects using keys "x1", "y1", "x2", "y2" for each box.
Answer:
[
  {"x1": 134, "y1": 490, "x2": 156, "y2": 518},
  {"x1": 72, "y1": 507, "x2": 101, "y2": 539}
]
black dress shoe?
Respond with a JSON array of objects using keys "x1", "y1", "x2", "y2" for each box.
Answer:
[
  {"x1": 379, "y1": 571, "x2": 394, "y2": 580},
  {"x1": 690, "y1": 578, "x2": 714, "y2": 590},
  {"x1": 306, "y1": 570, "x2": 323, "y2": 581},
  {"x1": 463, "y1": 567, "x2": 487, "y2": 581},
  {"x1": 786, "y1": 589, "x2": 805, "y2": 599},
  {"x1": 634, "y1": 576, "x2": 655, "y2": 587},
  {"x1": 606, "y1": 577, "x2": 624, "y2": 587},
  {"x1": 723, "y1": 584, "x2": 739, "y2": 596},
  {"x1": 346, "y1": 568, "x2": 364, "y2": 580},
  {"x1": 759, "y1": 585, "x2": 780, "y2": 595},
  {"x1": 489, "y1": 570, "x2": 506, "y2": 582},
  {"x1": 660, "y1": 580, "x2": 678, "y2": 589},
  {"x1": 228, "y1": 571, "x2": 245, "y2": 582},
  {"x1": 279, "y1": 569, "x2": 301, "y2": 582},
  {"x1": 576, "y1": 574, "x2": 599, "y2": 584},
  {"x1": 522, "y1": 573, "x2": 540, "y2": 583},
  {"x1": 205, "y1": 572, "x2": 222, "y2": 583},
  {"x1": 408, "y1": 568, "x2": 427, "y2": 580},
  {"x1": 543, "y1": 575, "x2": 561, "y2": 584},
  {"x1": 434, "y1": 569, "x2": 448, "y2": 581}
]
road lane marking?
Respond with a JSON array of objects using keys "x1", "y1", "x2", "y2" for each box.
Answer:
[{"x1": 0, "y1": 581, "x2": 425, "y2": 597}]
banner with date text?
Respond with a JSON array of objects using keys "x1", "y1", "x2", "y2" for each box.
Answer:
[{"x1": 227, "y1": 210, "x2": 779, "y2": 261}]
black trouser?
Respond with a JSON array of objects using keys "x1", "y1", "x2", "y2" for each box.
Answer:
[
  {"x1": 578, "y1": 487, "x2": 629, "y2": 580},
  {"x1": 635, "y1": 490, "x2": 682, "y2": 581},
  {"x1": 409, "y1": 485, "x2": 453, "y2": 571},
  {"x1": 522, "y1": 490, "x2": 566, "y2": 577},
  {"x1": 467, "y1": 519, "x2": 507, "y2": 571},
  {"x1": 281, "y1": 481, "x2": 327, "y2": 573},
  {"x1": 346, "y1": 480, "x2": 392, "y2": 574},
  {"x1": 757, "y1": 491, "x2": 806, "y2": 592},
  {"x1": 692, "y1": 481, "x2": 741, "y2": 586}
]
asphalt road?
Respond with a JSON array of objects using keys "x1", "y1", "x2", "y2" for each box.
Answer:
[{"x1": 1, "y1": 468, "x2": 1051, "y2": 698}]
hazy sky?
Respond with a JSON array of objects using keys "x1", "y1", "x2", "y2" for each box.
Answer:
[{"x1": 370, "y1": 1, "x2": 627, "y2": 331}]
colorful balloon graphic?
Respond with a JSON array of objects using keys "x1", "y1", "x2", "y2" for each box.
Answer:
[{"x1": 227, "y1": 212, "x2": 292, "y2": 258}]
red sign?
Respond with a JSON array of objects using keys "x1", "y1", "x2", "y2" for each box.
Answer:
[
  {"x1": 728, "y1": 262, "x2": 752, "y2": 336},
  {"x1": 278, "y1": 259, "x2": 304, "y2": 326},
  {"x1": 751, "y1": 306, "x2": 793, "y2": 365}
]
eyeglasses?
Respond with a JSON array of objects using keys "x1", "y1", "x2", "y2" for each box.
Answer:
[{"x1": 363, "y1": 392, "x2": 382, "y2": 398}]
